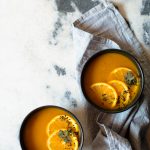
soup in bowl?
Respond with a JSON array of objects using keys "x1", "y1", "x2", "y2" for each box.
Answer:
[
  {"x1": 20, "y1": 106, "x2": 84, "y2": 150},
  {"x1": 81, "y1": 49, "x2": 144, "y2": 113}
]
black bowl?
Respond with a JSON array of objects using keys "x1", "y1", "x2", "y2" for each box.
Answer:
[
  {"x1": 19, "y1": 105, "x2": 84, "y2": 150},
  {"x1": 81, "y1": 49, "x2": 144, "y2": 113}
]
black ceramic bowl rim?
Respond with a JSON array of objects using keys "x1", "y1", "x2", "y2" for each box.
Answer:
[
  {"x1": 81, "y1": 49, "x2": 144, "y2": 113},
  {"x1": 19, "y1": 105, "x2": 84, "y2": 150}
]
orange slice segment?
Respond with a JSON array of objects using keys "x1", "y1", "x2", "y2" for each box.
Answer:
[
  {"x1": 47, "y1": 115, "x2": 79, "y2": 136},
  {"x1": 90, "y1": 82, "x2": 118, "y2": 109},
  {"x1": 108, "y1": 67, "x2": 137, "y2": 83},
  {"x1": 108, "y1": 67, "x2": 139, "y2": 101},
  {"x1": 109, "y1": 80, "x2": 130, "y2": 107},
  {"x1": 47, "y1": 129, "x2": 78, "y2": 150}
]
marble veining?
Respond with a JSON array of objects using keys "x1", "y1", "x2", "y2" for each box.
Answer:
[
  {"x1": 54, "y1": 65, "x2": 66, "y2": 76},
  {"x1": 143, "y1": 21, "x2": 150, "y2": 45},
  {"x1": 55, "y1": 0, "x2": 100, "y2": 13},
  {"x1": 49, "y1": 17, "x2": 63, "y2": 45},
  {"x1": 141, "y1": 0, "x2": 150, "y2": 15},
  {"x1": 64, "y1": 91, "x2": 78, "y2": 108}
]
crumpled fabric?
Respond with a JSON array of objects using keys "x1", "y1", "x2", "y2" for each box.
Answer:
[{"x1": 73, "y1": 0, "x2": 150, "y2": 150}]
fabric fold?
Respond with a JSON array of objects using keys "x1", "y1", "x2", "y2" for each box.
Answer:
[{"x1": 73, "y1": 0, "x2": 150, "y2": 150}]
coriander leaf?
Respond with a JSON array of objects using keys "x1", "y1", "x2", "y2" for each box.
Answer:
[{"x1": 124, "y1": 71, "x2": 137, "y2": 85}]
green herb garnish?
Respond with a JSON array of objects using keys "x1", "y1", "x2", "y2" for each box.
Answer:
[
  {"x1": 58, "y1": 130, "x2": 72, "y2": 143},
  {"x1": 124, "y1": 71, "x2": 137, "y2": 85}
]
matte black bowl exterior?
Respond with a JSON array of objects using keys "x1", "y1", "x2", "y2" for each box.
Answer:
[
  {"x1": 19, "y1": 106, "x2": 84, "y2": 150},
  {"x1": 81, "y1": 49, "x2": 144, "y2": 113}
]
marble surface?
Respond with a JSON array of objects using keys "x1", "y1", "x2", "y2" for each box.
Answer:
[{"x1": 0, "y1": 0, "x2": 149, "y2": 150}]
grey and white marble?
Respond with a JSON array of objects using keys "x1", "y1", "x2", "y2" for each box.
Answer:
[
  {"x1": 141, "y1": 0, "x2": 150, "y2": 15},
  {"x1": 143, "y1": 21, "x2": 150, "y2": 45},
  {"x1": 0, "y1": 0, "x2": 149, "y2": 150}
]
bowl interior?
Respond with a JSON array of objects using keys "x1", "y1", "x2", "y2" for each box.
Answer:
[
  {"x1": 81, "y1": 49, "x2": 144, "y2": 113},
  {"x1": 20, "y1": 105, "x2": 84, "y2": 150}
]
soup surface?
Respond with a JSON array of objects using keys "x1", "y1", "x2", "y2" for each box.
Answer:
[
  {"x1": 22, "y1": 107, "x2": 80, "y2": 150},
  {"x1": 83, "y1": 52, "x2": 141, "y2": 110}
]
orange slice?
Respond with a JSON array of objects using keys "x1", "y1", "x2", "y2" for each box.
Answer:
[
  {"x1": 108, "y1": 67, "x2": 137, "y2": 83},
  {"x1": 90, "y1": 82, "x2": 118, "y2": 109},
  {"x1": 47, "y1": 129, "x2": 78, "y2": 150},
  {"x1": 109, "y1": 80, "x2": 130, "y2": 107},
  {"x1": 47, "y1": 115, "x2": 79, "y2": 136},
  {"x1": 108, "y1": 67, "x2": 139, "y2": 100}
]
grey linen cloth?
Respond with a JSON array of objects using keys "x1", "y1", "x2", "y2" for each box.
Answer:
[{"x1": 73, "y1": 0, "x2": 150, "y2": 150}]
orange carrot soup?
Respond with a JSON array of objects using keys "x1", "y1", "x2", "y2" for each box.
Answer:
[
  {"x1": 82, "y1": 52, "x2": 141, "y2": 110},
  {"x1": 21, "y1": 107, "x2": 82, "y2": 150}
]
